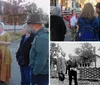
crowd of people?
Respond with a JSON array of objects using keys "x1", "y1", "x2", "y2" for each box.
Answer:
[
  {"x1": 50, "y1": 2, "x2": 100, "y2": 41},
  {"x1": 0, "y1": 12, "x2": 49, "y2": 85},
  {"x1": 56, "y1": 51, "x2": 78, "y2": 85}
]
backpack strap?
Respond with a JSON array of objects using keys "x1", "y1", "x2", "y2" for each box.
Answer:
[{"x1": 83, "y1": 18, "x2": 94, "y2": 25}]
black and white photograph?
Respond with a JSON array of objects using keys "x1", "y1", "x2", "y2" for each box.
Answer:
[{"x1": 50, "y1": 42, "x2": 100, "y2": 85}]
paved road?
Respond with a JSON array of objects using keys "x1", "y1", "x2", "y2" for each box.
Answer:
[
  {"x1": 64, "y1": 29, "x2": 72, "y2": 41},
  {"x1": 0, "y1": 41, "x2": 21, "y2": 85},
  {"x1": 50, "y1": 78, "x2": 100, "y2": 85}
]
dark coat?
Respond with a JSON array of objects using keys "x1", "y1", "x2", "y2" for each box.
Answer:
[
  {"x1": 67, "y1": 60, "x2": 77, "y2": 75},
  {"x1": 76, "y1": 17, "x2": 99, "y2": 41},
  {"x1": 16, "y1": 34, "x2": 34, "y2": 66},
  {"x1": 50, "y1": 15, "x2": 67, "y2": 41}
]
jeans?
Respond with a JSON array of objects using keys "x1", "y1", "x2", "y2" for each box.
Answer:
[
  {"x1": 20, "y1": 66, "x2": 31, "y2": 85},
  {"x1": 32, "y1": 74, "x2": 48, "y2": 85}
]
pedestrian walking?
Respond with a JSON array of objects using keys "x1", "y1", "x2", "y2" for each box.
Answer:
[
  {"x1": 76, "y1": 3, "x2": 99, "y2": 41},
  {"x1": 67, "y1": 54, "x2": 78, "y2": 85},
  {"x1": 0, "y1": 22, "x2": 12, "y2": 83},
  {"x1": 57, "y1": 52, "x2": 66, "y2": 85},
  {"x1": 16, "y1": 23, "x2": 34, "y2": 85},
  {"x1": 50, "y1": 7, "x2": 67, "y2": 41},
  {"x1": 26, "y1": 12, "x2": 49, "y2": 85},
  {"x1": 96, "y1": 2, "x2": 100, "y2": 40}
]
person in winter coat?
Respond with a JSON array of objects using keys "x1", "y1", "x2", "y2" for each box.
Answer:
[
  {"x1": 16, "y1": 23, "x2": 34, "y2": 85},
  {"x1": 67, "y1": 54, "x2": 78, "y2": 85},
  {"x1": 76, "y1": 3, "x2": 99, "y2": 41},
  {"x1": 26, "y1": 12, "x2": 49, "y2": 85},
  {"x1": 50, "y1": 7, "x2": 67, "y2": 41}
]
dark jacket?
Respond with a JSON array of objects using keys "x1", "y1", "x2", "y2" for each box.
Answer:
[
  {"x1": 16, "y1": 34, "x2": 34, "y2": 66},
  {"x1": 76, "y1": 17, "x2": 99, "y2": 41},
  {"x1": 50, "y1": 15, "x2": 67, "y2": 41},
  {"x1": 67, "y1": 60, "x2": 77, "y2": 74}
]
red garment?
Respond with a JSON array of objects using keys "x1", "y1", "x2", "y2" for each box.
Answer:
[{"x1": 64, "y1": 14, "x2": 78, "y2": 29}]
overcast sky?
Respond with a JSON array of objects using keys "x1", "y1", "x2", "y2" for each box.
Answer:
[
  {"x1": 30, "y1": 0, "x2": 49, "y2": 14},
  {"x1": 56, "y1": 42, "x2": 100, "y2": 60}
]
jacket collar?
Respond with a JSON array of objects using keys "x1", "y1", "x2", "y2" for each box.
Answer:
[{"x1": 35, "y1": 27, "x2": 48, "y2": 35}]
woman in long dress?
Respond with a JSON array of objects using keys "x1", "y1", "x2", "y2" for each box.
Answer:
[{"x1": 0, "y1": 22, "x2": 12, "y2": 83}]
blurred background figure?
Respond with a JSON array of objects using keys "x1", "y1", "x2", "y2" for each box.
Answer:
[{"x1": 50, "y1": 7, "x2": 67, "y2": 41}]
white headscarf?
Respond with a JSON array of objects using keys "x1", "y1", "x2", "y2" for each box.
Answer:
[{"x1": 0, "y1": 22, "x2": 6, "y2": 36}]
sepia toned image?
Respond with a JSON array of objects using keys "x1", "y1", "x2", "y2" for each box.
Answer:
[
  {"x1": 50, "y1": 42, "x2": 100, "y2": 85},
  {"x1": 50, "y1": 0, "x2": 100, "y2": 41},
  {"x1": 0, "y1": 0, "x2": 49, "y2": 85}
]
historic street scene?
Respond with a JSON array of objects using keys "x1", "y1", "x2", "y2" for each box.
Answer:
[{"x1": 50, "y1": 43, "x2": 100, "y2": 85}]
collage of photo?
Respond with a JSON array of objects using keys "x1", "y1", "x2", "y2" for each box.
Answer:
[{"x1": 0, "y1": 0, "x2": 100, "y2": 85}]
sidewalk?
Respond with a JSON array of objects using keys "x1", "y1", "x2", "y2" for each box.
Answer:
[{"x1": 64, "y1": 29, "x2": 72, "y2": 41}]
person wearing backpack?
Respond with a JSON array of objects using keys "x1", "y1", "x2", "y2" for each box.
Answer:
[
  {"x1": 76, "y1": 3, "x2": 99, "y2": 41},
  {"x1": 96, "y1": 3, "x2": 100, "y2": 40},
  {"x1": 16, "y1": 23, "x2": 34, "y2": 85}
]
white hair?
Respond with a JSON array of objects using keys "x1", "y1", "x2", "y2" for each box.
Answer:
[
  {"x1": 23, "y1": 23, "x2": 32, "y2": 34},
  {"x1": 51, "y1": 7, "x2": 61, "y2": 16}
]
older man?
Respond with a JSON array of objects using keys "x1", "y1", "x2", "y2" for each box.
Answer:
[
  {"x1": 67, "y1": 54, "x2": 78, "y2": 85},
  {"x1": 26, "y1": 12, "x2": 49, "y2": 85}
]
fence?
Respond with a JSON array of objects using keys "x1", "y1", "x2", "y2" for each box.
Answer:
[{"x1": 78, "y1": 67, "x2": 100, "y2": 80}]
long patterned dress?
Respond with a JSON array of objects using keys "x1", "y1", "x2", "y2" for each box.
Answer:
[{"x1": 0, "y1": 32, "x2": 12, "y2": 82}]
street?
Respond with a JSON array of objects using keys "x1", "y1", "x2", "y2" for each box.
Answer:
[
  {"x1": 0, "y1": 41, "x2": 21, "y2": 85},
  {"x1": 50, "y1": 78, "x2": 100, "y2": 85},
  {"x1": 64, "y1": 29, "x2": 72, "y2": 41}
]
